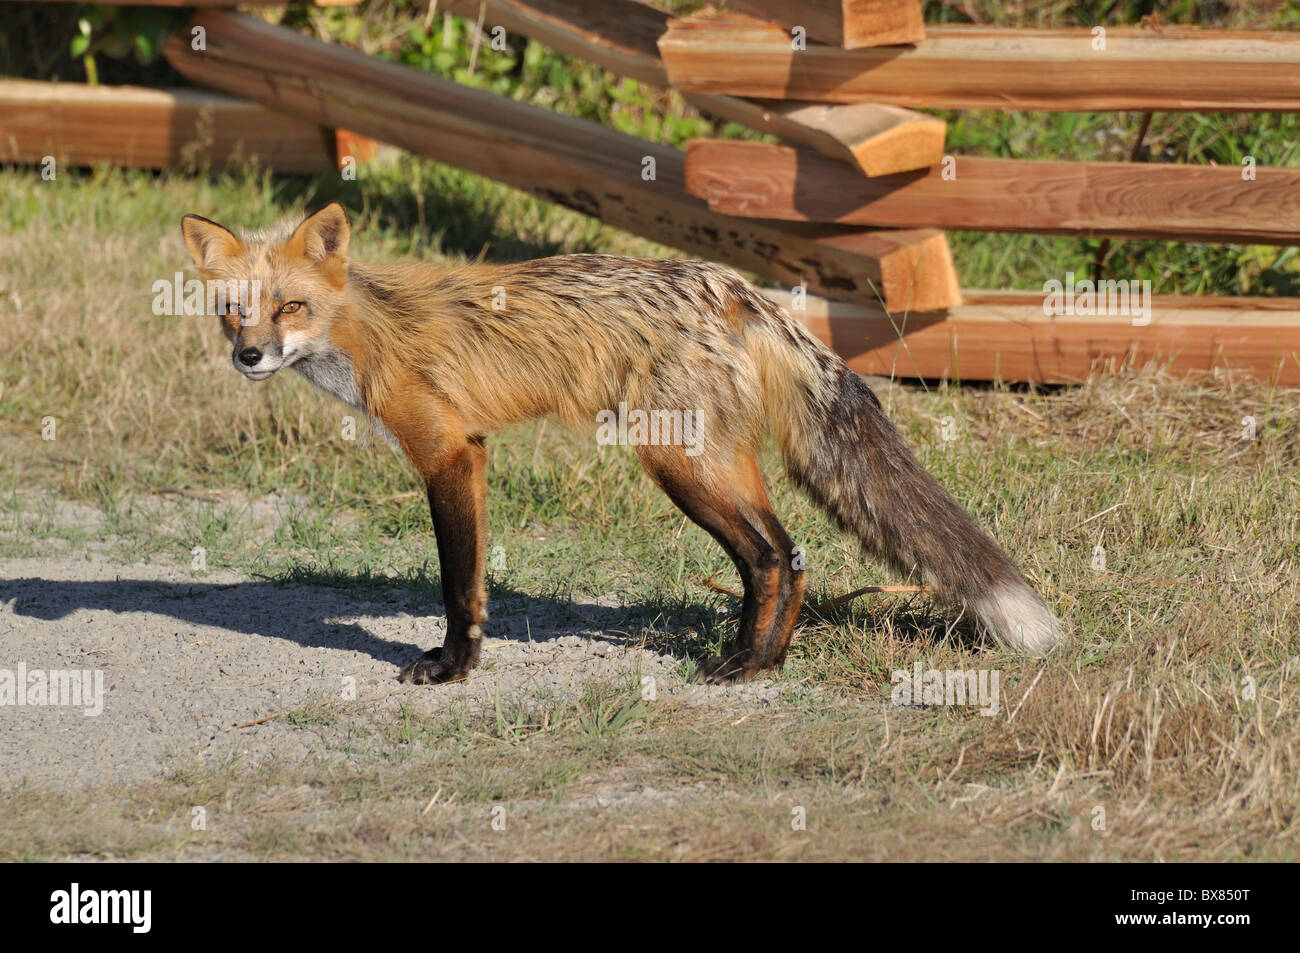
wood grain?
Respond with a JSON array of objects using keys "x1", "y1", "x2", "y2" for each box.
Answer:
[
  {"x1": 685, "y1": 140, "x2": 1300, "y2": 244},
  {"x1": 0, "y1": 79, "x2": 336, "y2": 173},
  {"x1": 661, "y1": 13, "x2": 1300, "y2": 111},
  {"x1": 722, "y1": 0, "x2": 924, "y2": 48},
  {"x1": 163, "y1": 11, "x2": 962, "y2": 312},
  {"x1": 687, "y1": 98, "x2": 944, "y2": 176},
  {"x1": 440, "y1": 0, "x2": 943, "y2": 176},
  {"x1": 440, "y1": 0, "x2": 670, "y2": 85},
  {"x1": 764, "y1": 289, "x2": 1300, "y2": 385}
]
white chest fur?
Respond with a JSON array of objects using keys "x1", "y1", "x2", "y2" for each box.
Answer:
[
  {"x1": 293, "y1": 350, "x2": 363, "y2": 409},
  {"x1": 292, "y1": 352, "x2": 399, "y2": 449}
]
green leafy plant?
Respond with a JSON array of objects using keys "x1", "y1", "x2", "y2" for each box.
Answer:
[{"x1": 67, "y1": 5, "x2": 181, "y2": 85}]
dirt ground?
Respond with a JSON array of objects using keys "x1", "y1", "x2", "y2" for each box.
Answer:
[{"x1": 0, "y1": 544, "x2": 785, "y2": 791}]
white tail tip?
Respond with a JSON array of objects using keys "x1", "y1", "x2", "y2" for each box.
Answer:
[{"x1": 973, "y1": 584, "x2": 1063, "y2": 656}]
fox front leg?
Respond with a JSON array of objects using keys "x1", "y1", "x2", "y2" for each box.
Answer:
[{"x1": 398, "y1": 437, "x2": 490, "y2": 685}]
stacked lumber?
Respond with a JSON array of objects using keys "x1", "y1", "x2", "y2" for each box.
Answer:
[
  {"x1": 429, "y1": 1, "x2": 958, "y2": 307},
  {"x1": 163, "y1": 10, "x2": 960, "y2": 313},
  {"x1": 0, "y1": 79, "x2": 339, "y2": 172},
  {"x1": 16, "y1": 0, "x2": 1287, "y2": 384},
  {"x1": 667, "y1": 3, "x2": 1300, "y2": 382},
  {"x1": 438, "y1": 0, "x2": 946, "y2": 177}
]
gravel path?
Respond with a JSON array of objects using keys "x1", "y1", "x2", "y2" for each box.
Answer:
[{"x1": 0, "y1": 554, "x2": 772, "y2": 790}]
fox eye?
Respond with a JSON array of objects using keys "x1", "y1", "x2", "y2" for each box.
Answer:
[
  {"x1": 226, "y1": 302, "x2": 244, "y2": 317},
  {"x1": 279, "y1": 301, "x2": 304, "y2": 315}
]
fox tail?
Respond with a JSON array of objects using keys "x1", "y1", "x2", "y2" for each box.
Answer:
[{"x1": 752, "y1": 302, "x2": 1062, "y2": 655}]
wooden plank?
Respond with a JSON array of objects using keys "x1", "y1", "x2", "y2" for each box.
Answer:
[
  {"x1": 685, "y1": 140, "x2": 1300, "y2": 245},
  {"x1": 163, "y1": 11, "x2": 962, "y2": 313},
  {"x1": 440, "y1": 0, "x2": 943, "y2": 175},
  {"x1": 722, "y1": 0, "x2": 924, "y2": 49},
  {"x1": 764, "y1": 289, "x2": 1300, "y2": 385},
  {"x1": 0, "y1": 79, "x2": 336, "y2": 173},
  {"x1": 440, "y1": 0, "x2": 670, "y2": 86},
  {"x1": 685, "y1": 97, "x2": 943, "y2": 176},
  {"x1": 660, "y1": 13, "x2": 1300, "y2": 111},
  {"x1": 814, "y1": 228, "x2": 959, "y2": 314}
]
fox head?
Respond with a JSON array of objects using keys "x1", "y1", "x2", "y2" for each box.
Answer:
[{"x1": 181, "y1": 203, "x2": 351, "y2": 381}]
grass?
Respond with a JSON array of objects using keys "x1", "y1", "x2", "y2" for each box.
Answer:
[
  {"x1": 0, "y1": 160, "x2": 1297, "y2": 860},
  {"x1": 0, "y1": 0, "x2": 1298, "y2": 861},
  {"x1": 2, "y1": 655, "x2": 1296, "y2": 860}
]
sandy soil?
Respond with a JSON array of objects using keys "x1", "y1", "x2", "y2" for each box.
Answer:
[{"x1": 0, "y1": 550, "x2": 777, "y2": 790}]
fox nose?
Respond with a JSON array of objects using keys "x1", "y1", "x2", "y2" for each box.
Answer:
[{"x1": 238, "y1": 347, "x2": 262, "y2": 367}]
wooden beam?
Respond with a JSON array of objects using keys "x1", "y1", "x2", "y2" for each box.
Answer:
[
  {"x1": 685, "y1": 140, "x2": 1300, "y2": 245},
  {"x1": 163, "y1": 11, "x2": 961, "y2": 313},
  {"x1": 764, "y1": 289, "x2": 1300, "y2": 385},
  {"x1": 686, "y1": 98, "x2": 943, "y2": 177},
  {"x1": 440, "y1": 0, "x2": 670, "y2": 86},
  {"x1": 660, "y1": 13, "x2": 1300, "y2": 112},
  {"x1": 815, "y1": 228, "x2": 959, "y2": 314},
  {"x1": 722, "y1": 1, "x2": 924, "y2": 49},
  {"x1": 440, "y1": 0, "x2": 943, "y2": 175},
  {"x1": 0, "y1": 79, "x2": 336, "y2": 173}
]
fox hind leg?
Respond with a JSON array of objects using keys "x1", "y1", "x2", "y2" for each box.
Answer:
[
  {"x1": 638, "y1": 446, "x2": 798, "y2": 682},
  {"x1": 737, "y1": 455, "x2": 806, "y2": 668}
]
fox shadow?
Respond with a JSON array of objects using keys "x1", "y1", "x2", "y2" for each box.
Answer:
[{"x1": 0, "y1": 572, "x2": 720, "y2": 669}]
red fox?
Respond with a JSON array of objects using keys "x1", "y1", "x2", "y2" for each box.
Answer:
[{"x1": 181, "y1": 203, "x2": 1061, "y2": 684}]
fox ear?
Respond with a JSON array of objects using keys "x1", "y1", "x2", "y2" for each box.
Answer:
[
  {"x1": 286, "y1": 202, "x2": 350, "y2": 267},
  {"x1": 181, "y1": 214, "x2": 240, "y2": 269}
]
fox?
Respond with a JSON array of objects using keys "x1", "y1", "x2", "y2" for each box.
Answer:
[{"x1": 180, "y1": 202, "x2": 1061, "y2": 685}]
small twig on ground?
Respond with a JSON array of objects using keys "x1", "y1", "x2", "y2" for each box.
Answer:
[
  {"x1": 1067, "y1": 501, "x2": 1126, "y2": 532},
  {"x1": 702, "y1": 574, "x2": 927, "y2": 616},
  {"x1": 701, "y1": 573, "x2": 742, "y2": 599},
  {"x1": 421, "y1": 787, "x2": 444, "y2": 816},
  {"x1": 807, "y1": 584, "x2": 929, "y2": 616},
  {"x1": 235, "y1": 712, "x2": 284, "y2": 729},
  {"x1": 1007, "y1": 666, "x2": 1045, "y2": 724}
]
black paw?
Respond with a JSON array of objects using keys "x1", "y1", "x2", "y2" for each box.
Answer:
[
  {"x1": 694, "y1": 654, "x2": 757, "y2": 685},
  {"x1": 397, "y1": 648, "x2": 472, "y2": 685}
]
